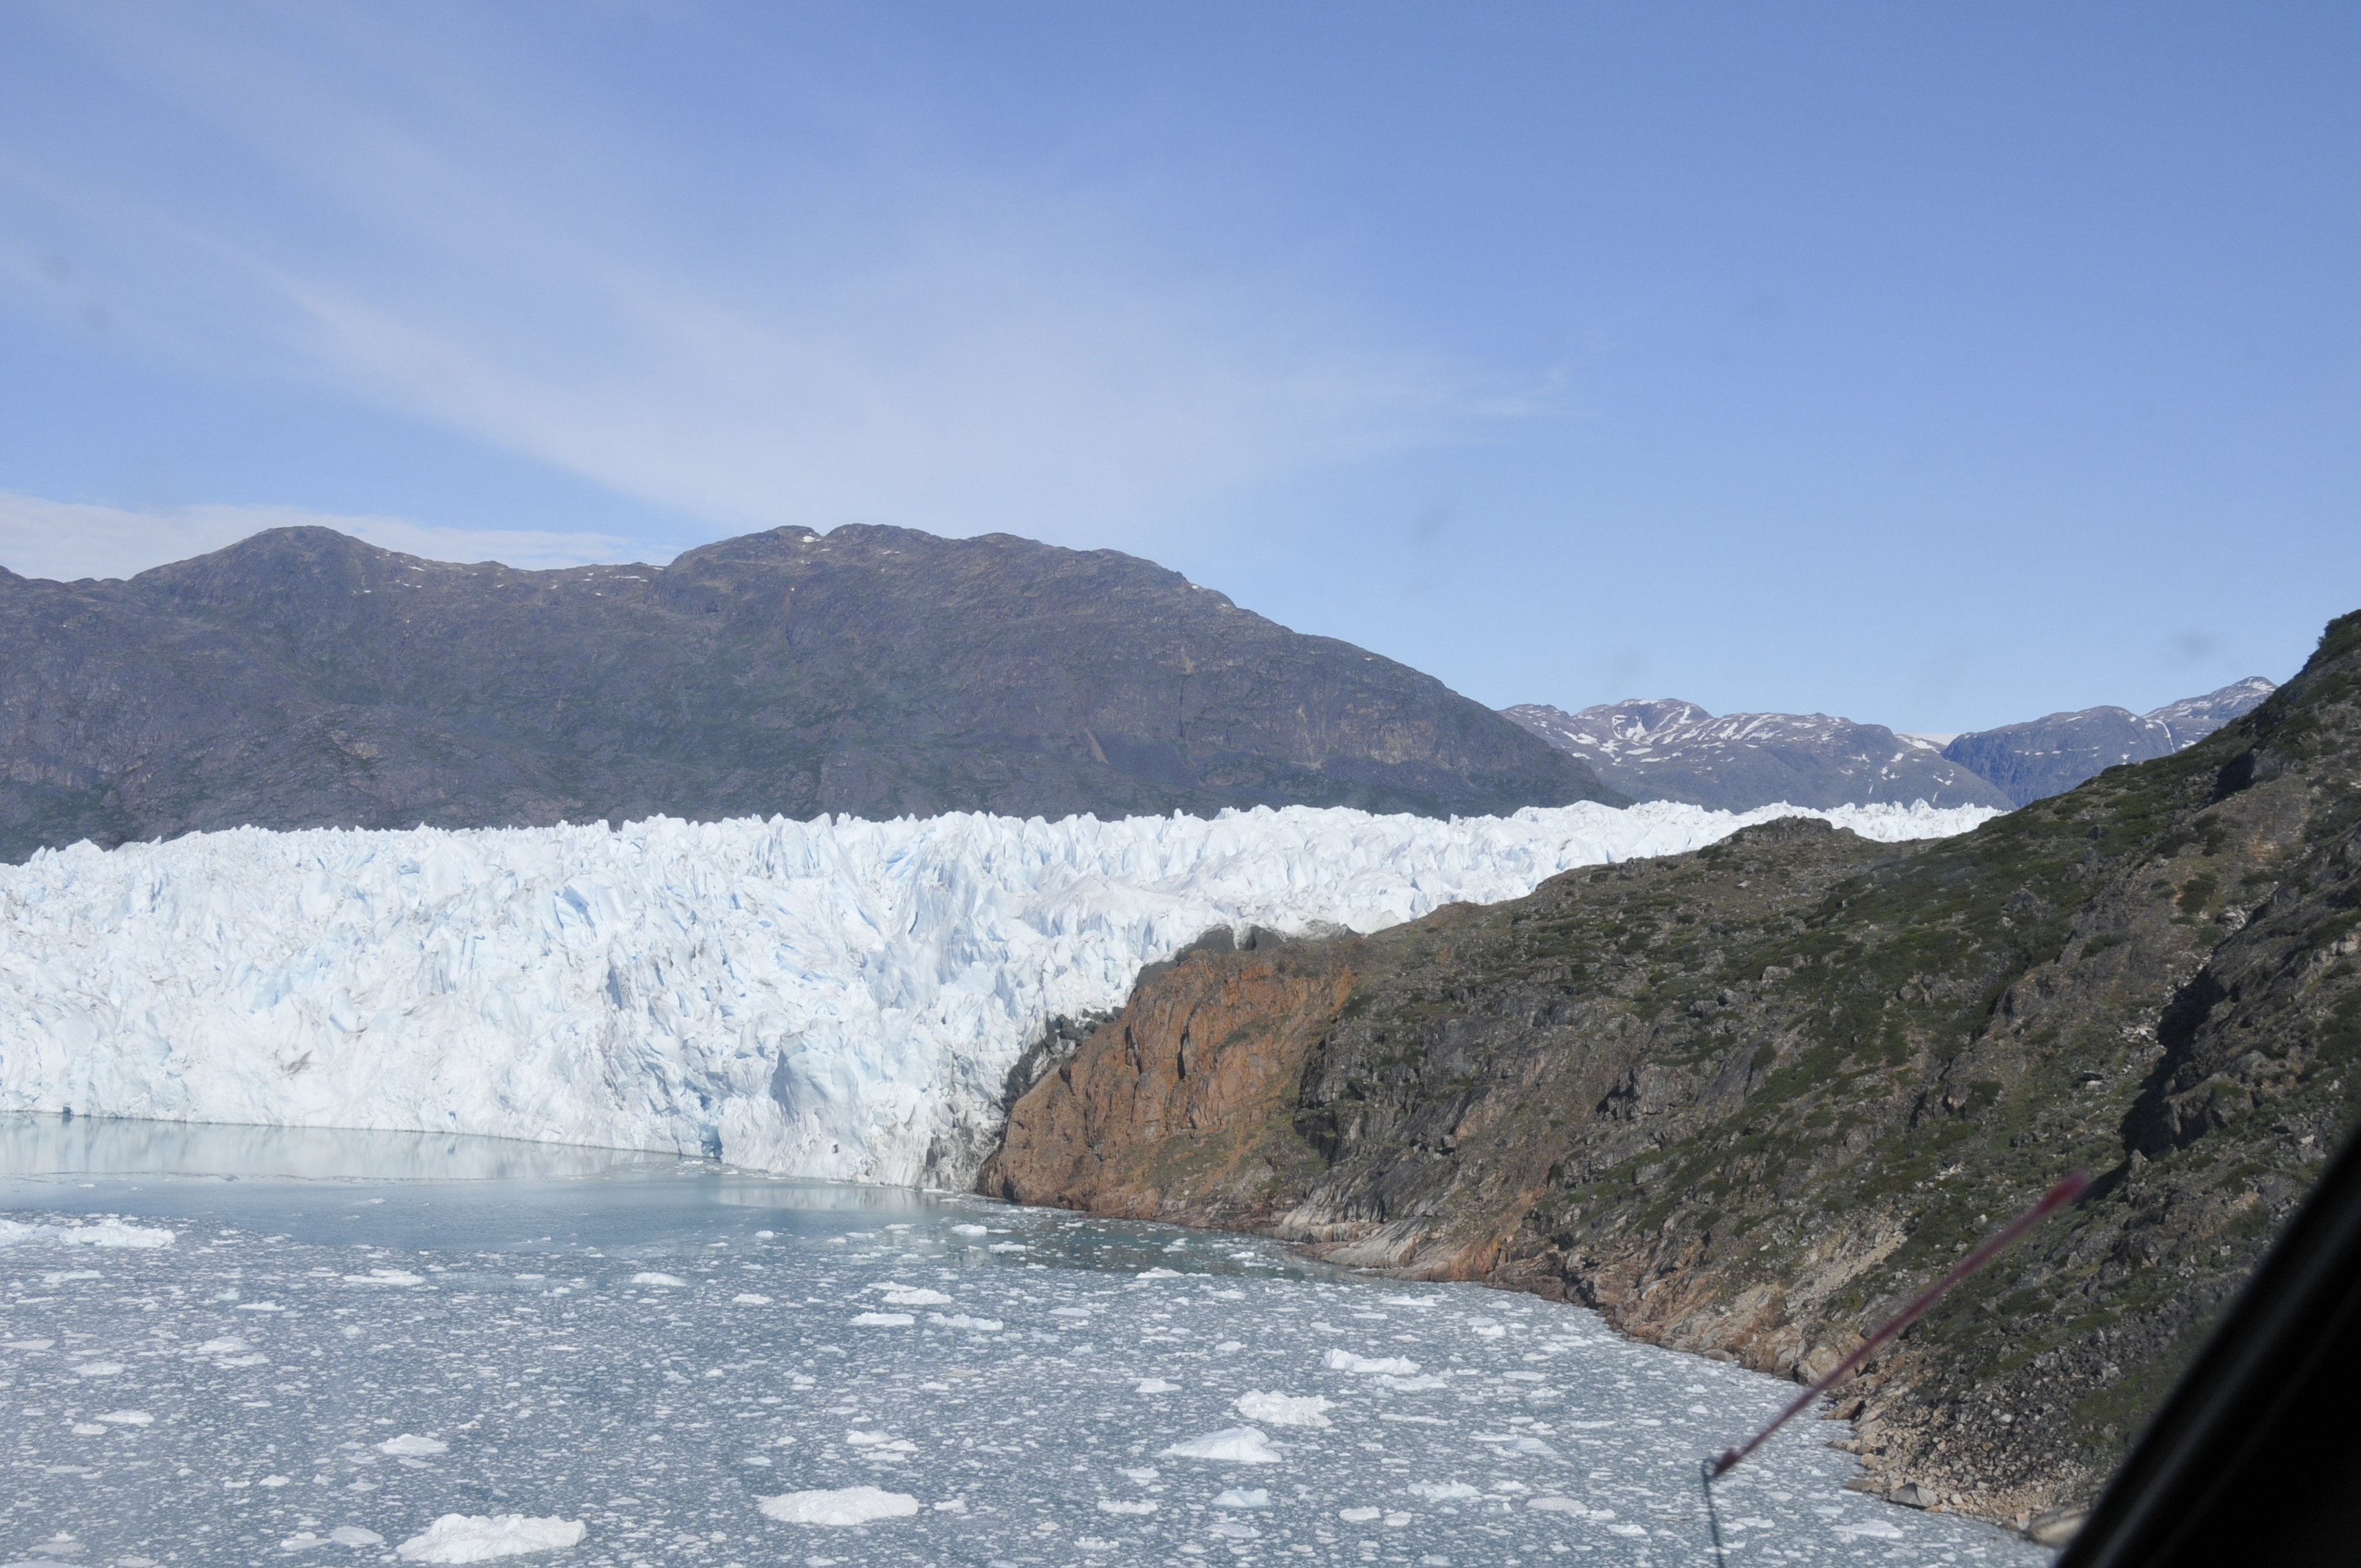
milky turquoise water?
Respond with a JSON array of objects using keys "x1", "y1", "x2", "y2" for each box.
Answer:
[{"x1": 0, "y1": 1117, "x2": 2043, "y2": 1568}]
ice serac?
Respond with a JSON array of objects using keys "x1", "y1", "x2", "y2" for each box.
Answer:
[{"x1": 0, "y1": 799, "x2": 1995, "y2": 1186}]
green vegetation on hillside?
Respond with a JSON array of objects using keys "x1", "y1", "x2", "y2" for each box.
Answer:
[{"x1": 998, "y1": 609, "x2": 2361, "y2": 1524}]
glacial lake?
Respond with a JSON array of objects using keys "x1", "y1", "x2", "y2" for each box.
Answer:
[{"x1": 0, "y1": 1117, "x2": 2043, "y2": 1568}]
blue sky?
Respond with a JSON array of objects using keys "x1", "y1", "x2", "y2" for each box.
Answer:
[{"x1": 2, "y1": 3, "x2": 2355, "y2": 731}]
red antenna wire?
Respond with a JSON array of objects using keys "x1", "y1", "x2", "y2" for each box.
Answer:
[{"x1": 1707, "y1": 1171, "x2": 2090, "y2": 1479}]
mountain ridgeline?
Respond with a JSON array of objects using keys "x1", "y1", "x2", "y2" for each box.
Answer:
[
  {"x1": 1937, "y1": 680, "x2": 2277, "y2": 808},
  {"x1": 984, "y1": 609, "x2": 2361, "y2": 1529},
  {"x1": 1502, "y1": 700, "x2": 2014, "y2": 811},
  {"x1": 1507, "y1": 678, "x2": 2275, "y2": 814},
  {"x1": 0, "y1": 525, "x2": 1617, "y2": 861}
]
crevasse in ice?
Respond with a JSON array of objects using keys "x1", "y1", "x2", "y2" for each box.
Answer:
[{"x1": 0, "y1": 799, "x2": 1996, "y2": 1184}]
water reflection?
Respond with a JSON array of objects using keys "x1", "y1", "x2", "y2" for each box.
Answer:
[
  {"x1": 0, "y1": 1112, "x2": 943, "y2": 1253},
  {"x1": 0, "y1": 1113, "x2": 653, "y2": 1182},
  {"x1": 0, "y1": 1114, "x2": 1335, "y2": 1282}
]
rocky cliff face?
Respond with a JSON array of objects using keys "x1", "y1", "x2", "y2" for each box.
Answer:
[
  {"x1": 0, "y1": 524, "x2": 1617, "y2": 860},
  {"x1": 979, "y1": 949, "x2": 1353, "y2": 1224},
  {"x1": 988, "y1": 611, "x2": 2361, "y2": 1528}
]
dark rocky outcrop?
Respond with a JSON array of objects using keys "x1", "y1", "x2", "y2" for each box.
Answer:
[
  {"x1": 988, "y1": 611, "x2": 2361, "y2": 1529},
  {"x1": 0, "y1": 524, "x2": 1618, "y2": 860}
]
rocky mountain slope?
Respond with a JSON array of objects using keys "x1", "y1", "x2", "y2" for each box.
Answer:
[
  {"x1": 985, "y1": 611, "x2": 2361, "y2": 1529},
  {"x1": 0, "y1": 525, "x2": 1617, "y2": 861},
  {"x1": 1506, "y1": 678, "x2": 2274, "y2": 814},
  {"x1": 1941, "y1": 678, "x2": 2278, "y2": 807},
  {"x1": 1502, "y1": 700, "x2": 2012, "y2": 812}
]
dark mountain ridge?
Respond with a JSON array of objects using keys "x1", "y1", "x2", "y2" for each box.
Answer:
[
  {"x1": 1506, "y1": 678, "x2": 2274, "y2": 813},
  {"x1": 1503, "y1": 700, "x2": 2014, "y2": 811},
  {"x1": 1940, "y1": 678, "x2": 2277, "y2": 807},
  {"x1": 0, "y1": 524, "x2": 1617, "y2": 861}
]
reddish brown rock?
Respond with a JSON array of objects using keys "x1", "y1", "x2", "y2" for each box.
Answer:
[{"x1": 978, "y1": 950, "x2": 1354, "y2": 1227}]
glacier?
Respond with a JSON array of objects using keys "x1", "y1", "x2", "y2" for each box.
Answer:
[{"x1": 0, "y1": 799, "x2": 1998, "y2": 1186}]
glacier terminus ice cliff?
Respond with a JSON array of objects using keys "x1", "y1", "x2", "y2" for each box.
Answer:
[{"x1": 0, "y1": 799, "x2": 1998, "y2": 1186}]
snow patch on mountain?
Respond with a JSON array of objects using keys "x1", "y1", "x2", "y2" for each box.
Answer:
[
  {"x1": 1506, "y1": 675, "x2": 2277, "y2": 814},
  {"x1": 1502, "y1": 702, "x2": 2010, "y2": 813},
  {"x1": 2142, "y1": 676, "x2": 2278, "y2": 750},
  {"x1": 0, "y1": 800, "x2": 1995, "y2": 1186}
]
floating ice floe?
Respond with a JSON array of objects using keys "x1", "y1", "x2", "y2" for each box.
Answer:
[
  {"x1": 878, "y1": 1286, "x2": 954, "y2": 1306},
  {"x1": 375, "y1": 1434, "x2": 449, "y2": 1456},
  {"x1": 1324, "y1": 1350, "x2": 1418, "y2": 1376},
  {"x1": 1234, "y1": 1390, "x2": 1332, "y2": 1428},
  {"x1": 629, "y1": 1271, "x2": 687, "y2": 1288},
  {"x1": 926, "y1": 1312, "x2": 1002, "y2": 1332},
  {"x1": 1161, "y1": 1426, "x2": 1283, "y2": 1464},
  {"x1": 1133, "y1": 1378, "x2": 1180, "y2": 1395},
  {"x1": 283, "y1": 1525, "x2": 387, "y2": 1551},
  {"x1": 850, "y1": 1312, "x2": 913, "y2": 1327},
  {"x1": 732, "y1": 1292, "x2": 773, "y2": 1305},
  {"x1": 1214, "y1": 1488, "x2": 1272, "y2": 1509},
  {"x1": 1529, "y1": 1497, "x2": 1615, "y2": 1519},
  {"x1": 758, "y1": 1486, "x2": 921, "y2": 1525},
  {"x1": 0, "y1": 1217, "x2": 175, "y2": 1249},
  {"x1": 845, "y1": 1431, "x2": 918, "y2": 1454},
  {"x1": 1098, "y1": 1499, "x2": 1157, "y2": 1515},
  {"x1": 393, "y1": 1513, "x2": 585, "y2": 1561},
  {"x1": 0, "y1": 799, "x2": 1995, "y2": 1184}
]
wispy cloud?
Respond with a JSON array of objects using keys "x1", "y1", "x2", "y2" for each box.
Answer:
[
  {"x1": 0, "y1": 492, "x2": 646, "y2": 582},
  {"x1": 4, "y1": 4, "x2": 1520, "y2": 548}
]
